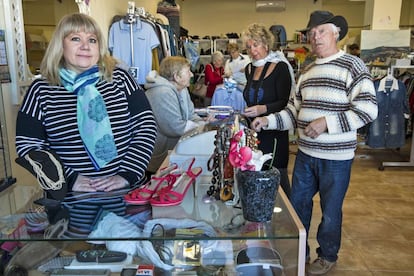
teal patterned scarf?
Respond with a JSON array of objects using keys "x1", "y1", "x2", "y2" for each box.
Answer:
[{"x1": 60, "y1": 65, "x2": 117, "y2": 170}]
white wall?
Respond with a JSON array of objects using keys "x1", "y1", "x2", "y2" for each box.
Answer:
[
  {"x1": 180, "y1": 0, "x2": 367, "y2": 44},
  {"x1": 87, "y1": 0, "x2": 367, "y2": 48},
  {"x1": 179, "y1": 0, "x2": 323, "y2": 41},
  {"x1": 371, "y1": 0, "x2": 402, "y2": 30}
]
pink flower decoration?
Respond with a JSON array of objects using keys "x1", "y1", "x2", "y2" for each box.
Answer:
[
  {"x1": 232, "y1": 130, "x2": 243, "y2": 141},
  {"x1": 228, "y1": 130, "x2": 254, "y2": 171}
]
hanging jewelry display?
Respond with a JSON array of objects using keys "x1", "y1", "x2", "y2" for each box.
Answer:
[
  {"x1": 206, "y1": 124, "x2": 233, "y2": 202},
  {"x1": 244, "y1": 127, "x2": 259, "y2": 151}
]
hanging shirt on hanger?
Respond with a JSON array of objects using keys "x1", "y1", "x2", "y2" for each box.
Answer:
[
  {"x1": 269, "y1": 25, "x2": 287, "y2": 48},
  {"x1": 211, "y1": 82, "x2": 247, "y2": 113},
  {"x1": 108, "y1": 18, "x2": 160, "y2": 84}
]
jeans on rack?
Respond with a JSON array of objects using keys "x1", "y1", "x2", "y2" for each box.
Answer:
[{"x1": 290, "y1": 150, "x2": 353, "y2": 262}]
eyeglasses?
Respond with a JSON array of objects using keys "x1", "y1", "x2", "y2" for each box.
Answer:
[{"x1": 307, "y1": 25, "x2": 332, "y2": 39}]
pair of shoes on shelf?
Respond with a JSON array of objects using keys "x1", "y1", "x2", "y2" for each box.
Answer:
[
  {"x1": 124, "y1": 158, "x2": 202, "y2": 206},
  {"x1": 150, "y1": 158, "x2": 202, "y2": 207},
  {"x1": 124, "y1": 163, "x2": 180, "y2": 205},
  {"x1": 307, "y1": 257, "x2": 336, "y2": 275}
]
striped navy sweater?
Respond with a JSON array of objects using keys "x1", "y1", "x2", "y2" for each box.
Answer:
[
  {"x1": 16, "y1": 67, "x2": 157, "y2": 188},
  {"x1": 266, "y1": 51, "x2": 378, "y2": 160}
]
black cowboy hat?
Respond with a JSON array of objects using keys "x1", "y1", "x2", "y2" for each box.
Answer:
[{"x1": 300, "y1": 10, "x2": 348, "y2": 41}]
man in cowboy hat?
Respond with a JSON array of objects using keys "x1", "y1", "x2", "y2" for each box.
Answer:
[{"x1": 251, "y1": 11, "x2": 378, "y2": 275}]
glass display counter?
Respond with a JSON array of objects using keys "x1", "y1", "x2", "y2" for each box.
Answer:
[
  {"x1": 153, "y1": 175, "x2": 307, "y2": 276},
  {"x1": 0, "y1": 122, "x2": 305, "y2": 275},
  {"x1": 0, "y1": 173, "x2": 305, "y2": 275}
]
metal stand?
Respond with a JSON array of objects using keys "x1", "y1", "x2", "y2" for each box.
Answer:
[{"x1": 380, "y1": 124, "x2": 414, "y2": 170}]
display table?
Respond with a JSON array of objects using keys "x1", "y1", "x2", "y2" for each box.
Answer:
[
  {"x1": 0, "y1": 172, "x2": 306, "y2": 276},
  {"x1": 1, "y1": 119, "x2": 306, "y2": 275}
]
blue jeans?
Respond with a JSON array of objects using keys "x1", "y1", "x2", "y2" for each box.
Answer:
[{"x1": 291, "y1": 150, "x2": 353, "y2": 262}]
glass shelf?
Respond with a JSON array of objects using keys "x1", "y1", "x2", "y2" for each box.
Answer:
[{"x1": 0, "y1": 177, "x2": 300, "y2": 241}]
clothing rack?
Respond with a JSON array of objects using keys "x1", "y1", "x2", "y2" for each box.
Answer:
[
  {"x1": 380, "y1": 65, "x2": 414, "y2": 170},
  {"x1": 125, "y1": 1, "x2": 137, "y2": 69},
  {"x1": 123, "y1": 2, "x2": 148, "y2": 73},
  {"x1": 126, "y1": 2, "x2": 160, "y2": 25},
  {"x1": 126, "y1": 1, "x2": 137, "y2": 24}
]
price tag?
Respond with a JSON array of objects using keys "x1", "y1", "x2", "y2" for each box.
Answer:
[{"x1": 128, "y1": 67, "x2": 139, "y2": 80}]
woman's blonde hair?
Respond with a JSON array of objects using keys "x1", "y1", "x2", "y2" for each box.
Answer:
[
  {"x1": 40, "y1": 13, "x2": 117, "y2": 85},
  {"x1": 227, "y1": 43, "x2": 239, "y2": 53},
  {"x1": 159, "y1": 56, "x2": 190, "y2": 81},
  {"x1": 211, "y1": 51, "x2": 224, "y2": 63},
  {"x1": 241, "y1": 23, "x2": 274, "y2": 51}
]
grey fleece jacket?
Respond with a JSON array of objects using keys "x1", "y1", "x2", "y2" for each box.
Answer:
[{"x1": 144, "y1": 70, "x2": 202, "y2": 172}]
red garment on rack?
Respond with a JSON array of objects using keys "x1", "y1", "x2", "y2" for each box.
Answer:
[{"x1": 205, "y1": 63, "x2": 224, "y2": 98}]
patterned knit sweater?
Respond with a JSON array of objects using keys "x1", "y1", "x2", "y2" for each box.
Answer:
[{"x1": 266, "y1": 51, "x2": 378, "y2": 160}]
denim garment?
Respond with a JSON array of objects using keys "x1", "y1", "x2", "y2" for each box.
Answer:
[
  {"x1": 367, "y1": 78, "x2": 409, "y2": 148},
  {"x1": 248, "y1": 86, "x2": 264, "y2": 104},
  {"x1": 269, "y1": 25, "x2": 287, "y2": 47},
  {"x1": 290, "y1": 150, "x2": 353, "y2": 262}
]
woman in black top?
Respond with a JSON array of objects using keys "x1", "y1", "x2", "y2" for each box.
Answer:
[{"x1": 241, "y1": 23, "x2": 295, "y2": 197}]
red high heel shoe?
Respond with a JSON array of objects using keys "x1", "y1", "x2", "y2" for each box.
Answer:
[
  {"x1": 124, "y1": 163, "x2": 179, "y2": 205},
  {"x1": 150, "y1": 158, "x2": 202, "y2": 207}
]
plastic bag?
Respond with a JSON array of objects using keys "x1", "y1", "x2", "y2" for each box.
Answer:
[{"x1": 183, "y1": 41, "x2": 200, "y2": 71}]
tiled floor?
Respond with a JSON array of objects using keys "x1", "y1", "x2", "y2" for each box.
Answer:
[{"x1": 287, "y1": 138, "x2": 414, "y2": 275}]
